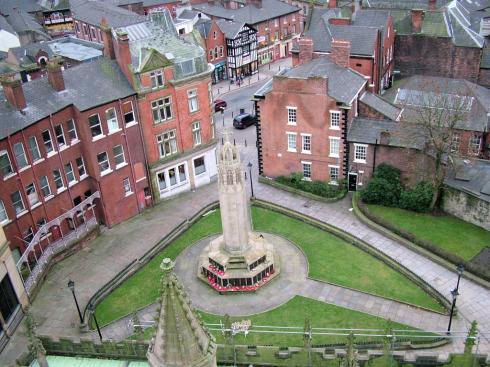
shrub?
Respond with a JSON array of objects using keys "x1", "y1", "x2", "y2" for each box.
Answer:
[
  {"x1": 399, "y1": 181, "x2": 434, "y2": 212},
  {"x1": 374, "y1": 164, "x2": 402, "y2": 184},
  {"x1": 274, "y1": 173, "x2": 344, "y2": 199},
  {"x1": 360, "y1": 177, "x2": 401, "y2": 207}
]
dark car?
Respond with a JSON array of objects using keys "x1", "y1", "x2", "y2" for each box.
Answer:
[
  {"x1": 214, "y1": 99, "x2": 227, "y2": 112},
  {"x1": 233, "y1": 113, "x2": 257, "y2": 129}
]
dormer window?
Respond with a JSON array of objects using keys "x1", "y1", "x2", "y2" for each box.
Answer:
[{"x1": 150, "y1": 70, "x2": 164, "y2": 89}]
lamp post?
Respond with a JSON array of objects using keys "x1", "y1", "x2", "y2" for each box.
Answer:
[
  {"x1": 67, "y1": 279, "x2": 83, "y2": 323},
  {"x1": 456, "y1": 264, "x2": 464, "y2": 292},
  {"x1": 247, "y1": 162, "x2": 254, "y2": 198},
  {"x1": 88, "y1": 302, "x2": 103, "y2": 342},
  {"x1": 447, "y1": 288, "x2": 459, "y2": 334}
]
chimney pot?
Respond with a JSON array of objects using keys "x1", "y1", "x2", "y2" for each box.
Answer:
[
  {"x1": 330, "y1": 39, "x2": 351, "y2": 68},
  {"x1": 101, "y1": 17, "x2": 115, "y2": 59},
  {"x1": 411, "y1": 9, "x2": 425, "y2": 33},
  {"x1": 328, "y1": 0, "x2": 337, "y2": 8},
  {"x1": 428, "y1": 0, "x2": 436, "y2": 11},
  {"x1": 0, "y1": 74, "x2": 27, "y2": 110},
  {"x1": 298, "y1": 37, "x2": 314, "y2": 65}
]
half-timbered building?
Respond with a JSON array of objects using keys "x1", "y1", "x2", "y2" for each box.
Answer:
[{"x1": 217, "y1": 20, "x2": 258, "y2": 79}]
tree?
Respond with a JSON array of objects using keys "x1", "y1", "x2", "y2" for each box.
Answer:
[
  {"x1": 342, "y1": 332, "x2": 359, "y2": 367},
  {"x1": 397, "y1": 81, "x2": 470, "y2": 211},
  {"x1": 25, "y1": 308, "x2": 49, "y2": 367}
]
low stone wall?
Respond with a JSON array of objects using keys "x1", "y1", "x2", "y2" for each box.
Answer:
[{"x1": 442, "y1": 187, "x2": 490, "y2": 231}]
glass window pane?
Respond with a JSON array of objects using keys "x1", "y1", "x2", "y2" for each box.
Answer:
[
  {"x1": 28, "y1": 137, "x2": 41, "y2": 161},
  {"x1": 13, "y1": 143, "x2": 28, "y2": 168}
]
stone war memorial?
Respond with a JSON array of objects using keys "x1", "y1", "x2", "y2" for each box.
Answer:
[{"x1": 198, "y1": 131, "x2": 280, "y2": 292}]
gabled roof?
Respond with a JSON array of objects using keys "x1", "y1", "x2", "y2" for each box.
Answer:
[
  {"x1": 360, "y1": 91, "x2": 402, "y2": 120},
  {"x1": 178, "y1": 9, "x2": 200, "y2": 20},
  {"x1": 385, "y1": 75, "x2": 490, "y2": 132},
  {"x1": 192, "y1": 0, "x2": 300, "y2": 25},
  {"x1": 216, "y1": 19, "x2": 250, "y2": 39},
  {"x1": 302, "y1": 8, "x2": 379, "y2": 56},
  {"x1": 4, "y1": 7, "x2": 49, "y2": 37},
  {"x1": 71, "y1": 0, "x2": 146, "y2": 28},
  {"x1": 0, "y1": 0, "x2": 43, "y2": 16},
  {"x1": 195, "y1": 18, "x2": 212, "y2": 38},
  {"x1": 9, "y1": 42, "x2": 53, "y2": 67},
  {"x1": 38, "y1": 0, "x2": 70, "y2": 11},
  {"x1": 0, "y1": 13, "x2": 15, "y2": 35},
  {"x1": 352, "y1": 9, "x2": 390, "y2": 38},
  {"x1": 445, "y1": 159, "x2": 490, "y2": 203},
  {"x1": 281, "y1": 56, "x2": 367, "y2": 104},
  {"x1": 0, "y1": 58, "x2": 135, "y2": 140}
]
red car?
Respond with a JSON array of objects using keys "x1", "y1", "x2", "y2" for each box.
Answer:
[{"x1": 214, "y1": 99, "x2": 227, "y2": 112}]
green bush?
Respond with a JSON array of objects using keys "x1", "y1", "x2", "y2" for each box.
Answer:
[
  {"x1": 399, "y1": 181, "x2": 434, "y2": 212},
  {"x1": 374, "y1": 164, "x2": 402, "y2": 184},
  {"x1": 275, "y1": 173, "x2": 345, "y2": 199},
  {"x1": 361, "y1": 177, "x2": 402, "y2": 207}
]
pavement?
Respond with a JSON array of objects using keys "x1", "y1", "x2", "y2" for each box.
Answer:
[{"x1": 1, "y1": 57, "x2": 489, "y2": 365}]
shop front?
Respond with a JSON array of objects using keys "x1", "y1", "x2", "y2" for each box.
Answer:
[{"x1": 212, "y1": 60, "x2": 227, "y2": 83}]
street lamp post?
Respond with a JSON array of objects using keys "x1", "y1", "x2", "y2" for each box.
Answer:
[
  {"x1": 456, "y1": 264, "x2": 464, "y2": 292},
  {"x1": 447, "y1": 288, "x2": 459, "y2": 334},
  {"x1": 88, "y1": 302, "x2": 103, "y2": 342},
  {"x1": 247, "y1": 162, "x2": 254, "y2": 198},
  {"x1": 67, "y1": 279, "x2": 83, "y2": 323}
]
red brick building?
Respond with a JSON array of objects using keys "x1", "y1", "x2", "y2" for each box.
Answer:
[
  {"x1": 195, "y1": 18, "x2": 228, "y2": 82},
  {"x1": 0, "y1": 58, "x2": 149, "y2": 263},
  {"x1": 293, "y1": 6, "x2": 395, "y2": 93},
  {"x1": 192, "y1": 0, "x2": 302, "y2": 64},
  {"x1": 106, "y1": 10, "x2": 217, "y2": 200},
  {"x1": 254, "y1": 39, "x2": 367, "y2": 183}
]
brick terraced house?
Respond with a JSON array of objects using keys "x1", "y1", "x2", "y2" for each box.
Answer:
[
  {"x1": 106, "y1": 10, "x2": 217, "y2": 200},
  {"x1": 0, "y1": 58, "x2": 149, "y2": 280}
]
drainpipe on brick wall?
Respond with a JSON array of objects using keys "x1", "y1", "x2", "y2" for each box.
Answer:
[
  {"x1": 373, "y1": 138, "x2": 378, "y2": 175},
  {"x1": 340, "y1": 105, "x2": 351, "y2": 180}
]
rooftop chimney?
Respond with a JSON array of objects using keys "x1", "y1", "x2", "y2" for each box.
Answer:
[
  {"x1": 330, "y1": 39, "x2": 351, "y2": 68},
  {"x1": 411, "y1": 9, "x2": 425, "y2": 33},
  {"x1": 114, "y1": 30, "x2": 133, "y2": 87},
  {"x1": 428, "y1": 0, "x2": 436, "y2": 11},
  {"x1": 0, "y1": 74, "x2": 26, "y2": 111},
  {"x1": 328, "y1": 0, "x2": 337, "y2": 8},
  {"x1": 101, "y1": 17, "x2": 115, "y2": 60},
  {"x1": 47, "y1": 58, "x2": 65, "y2": 92},
  {"x1": 298, "y1": 38, "x2": 314, "y2": 65}
]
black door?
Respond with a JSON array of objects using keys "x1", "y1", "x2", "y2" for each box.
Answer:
[{"x1": 348, "y1": 173, "x2": 358, "y2": 191}]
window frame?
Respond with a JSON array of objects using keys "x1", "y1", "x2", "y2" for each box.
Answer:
[
  {"x1": 53, "y1": 168, "x2": 65, "y2": 191},
  {"x1": 64, "y1": 162, "x2": 76, "y2": 185},
  {"x1": 354, "y1": 143, "x2": 368, "y2": 163},
  {"x1": 287, "y1": 106, "x2": 297, "y2": 125},
  {"x1": 123, "y1": 177, "x2": 132, "y2": 195},
  {"x1": 468, "y1": 134, "x2": 481, "y2": 155},
  {"x1": 150, "y1": 70, "x2": 164, "y2": 89},
  {"x1": 54, "y1": 124, "x2": 66, "y2": 148},
  {"x1": 301, "y1": 133, "x2": 311, "y2": 154},
  {"x1": 330, "y1": 110, "x2": 341, "y2": 130},
  {"x1": 329, "y1": 165, "x2": 339, "y2": 184},
  {"x1": 76, "y1": 157, "x2": 87, "y2": 178},
  {"x1": 28, "y1": 136, "x2": 42, "y2": 162},
  {"x1": 13, "y1": 142, "x2": 28, "y2": 169},
  {"x1": 0, "y1": 200, "x2": 8, "y2": 224},
  {"x1": 151, "y1": 97, "x2": 173, "y2": 124},
  {"x1": 187, "y1": 89, "x2": 199, "y2": 113},
  {"x1": 11, "y1": 190, "x2": 26, "y2": 216},
  {"x1": 193, "y1": 155, "x2": 206, "y2": 176},
  {"x1": 0, "y1": 150, "x2": 14, "y2": 177},
  {"x1": 113, "y1": 145, "x2": 126, "y2": 167},
  {"x1": 88, "y1": 114, "x2": 104, "y2": 139},
  {"x1": 122, "y1": 101, "x2": 136, "y2": 125},
  {"x1": 97, "y1": 151, "x2": 111, "y2": 175},
  {"x1": 329, "y1": 136, "x2": 340, "y2": 158},
  {"x1": 25, "y1": 182, "x2": 40, "y2": 207},
  {"x1": 42, "y1": 129, "x2": 54, "y2": 154},
  {"x1": 105, "y1": 107, "x2": 120, "y2": 134},
  {"x1": 157, "y1": 129, "x2": 178, "y2": 159},
  {"x1": 301, "y1": 161, "x2": 312, "y2": 181},
  {"x1": 67, "y1": 119, "x2": 78, "y2": 142},
  {"x1": 286, "y1": 132, "x2": 297, "y2": 152},
  {"x1": 192, "y1": 121, "x2": 202, "y2": 146},
  {"x1": 39, "y1": 175, "x2": 51, "y2": 198}
]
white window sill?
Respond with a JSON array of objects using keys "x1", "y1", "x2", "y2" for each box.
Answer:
[
  {"x1": 287, "y1": 148, "x2": 297, "y2": 153},
  {"x1": 329, "y1": 181, "x2": 339, "y2": 186},
  {"x1": 71, "y1": 139, "x2": 80, "y2": 145},
  {"x1": 301, "y1": 151, "x2": 311, "y2": 155},
  {"x1": 80, "y1": 174, "x2": 88, "y2": 181},
  {"x1": 353, "y1": 159, "x2": 367, "y2": 164},
  {"x1": 30, "y1": 202, "x2": 42, "y2": 210},
  {"x1": 124, "y1": 191, "x2": 134, "y2": 197},
  {"x1": 33, "y1": 158, "x2": 45, "y2": 165},
  {"x1": 287, "y1": 122, "x2": 297, "y2": 126},
  {"x1": 100, "y1": 169, "x2": 113, "y2": 177},
  {"x1": 329, "y1": 154, "x2": 339, "y2": 158},
  {"x1": 18, "y1": 165, "x2": 31, "y2": 173},
  {"x1": 46, "y1": 151, "x2": 58, "y2": 158},
  {"x1": 0, "y1": 219, "x2": 11, "y2": 226},
  {"x1": 68, "y1": 180, "x2": 78, "y2": 188},
  {"x1": 3, "y1": 172, "x2": 17, "y2": 181},
  {"x1": 108, "y1": 128, "x2": 122, "y2": 136},
  {"x1": 59, "y1": 145, "x2": 68, "y2": 152},
  {"x1": 92, "y1": 135, "x2": 106, "y2": 142},
  {"x1": 329, "y1": 126, "x2": 340, "y2": 130},
  {"x1": 16, "y1": 210, "x2": 28, "y2": 219},
  {"x1": 115, "y1": 162, "x2": 128, "y2": 170},
  {"x1": 126, "y1": 121, "x2": 138, "y2": 128},
  {"x1": 302, "y1": 177, "x2": 312, "y2": 181},
  {"x1": 136, "y1": 176, "x2": 147, "y2": 183},
  {"x1": 44, "y1": 195, "x2": 54, "y2": 202},
  {"x1": 57, "y1": 187, "x2": 67, "y2": 194},
  {"x1": 195, "y1": 171, "x2": 207, "y2": 177}
]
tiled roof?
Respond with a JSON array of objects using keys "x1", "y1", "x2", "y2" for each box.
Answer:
[
  {"x1": 9, "y1": 43, "x2": 54, "y2": 67},
  {"x1": 38, "y1": 0, "x2": 70, "y2": 11},
  {"x1": 363, "y1": 0, "x2": 451, "y2": 10},
  {"x1": 195, "y1": 18, "x2": 212, "y2": 38},
  {"x1": 71, "y1": 0, "x2": 146, "y2": 28},
  {"x1": 178, "y1": 9, "x2": 200, "y2": 20},
  {"x1": 0, "y1": 13, "x2": 15, "y2": 35},
  {"x1": 446, "y1": 159, "x2": 490, "y2": 203},
  {"x1": 352, "y1": 9, "x2": 390, "y2": 38},
  {"x1": 192, "y1": 0, "x2": 300, "y2": 25},
  {"x1": 282, "y1": 56, "x2": 367, "y2": 104},
  {"x1": 0, "y1": 58, "x2": 135, "y2": 140},
  {"x1": 385, "y1": 75, "x2": 490, "y2": 132},
  {"x1": 360, "y1": 91, "x2": 402, "y2": 120},
  {"x1": 0, "y1": 0, "x2": 43, "y2": 15},
  {"x1": 303, "y1": 8, "x2": 378, "y2": 56},
  {"x1": 5, "y1": 7, "x2": 49, "y2": 36},
  {"x1": 216, "y1": 19, "x2": 246, "y2": 38}
]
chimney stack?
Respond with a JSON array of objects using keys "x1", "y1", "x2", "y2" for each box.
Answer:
[
  {"x1": 250, "y1": 0, "x2": 262, "y2": 8},
  {"x1": 114, "y1": 30, "x2": 134, "y2": 87},
  {"x1": 298, "y1": 38, "x2": 314, "y2": 65},
  {"x1": 411, "y1": 9, "x2": 425, "y2": 33},
  {"x1": 328, "y1": 0, "x2": 337, "y2": 8},
  {"x1": 100, "y1": 17, "x2": 115, "y2": 59},
  {"x1": 0, "y1": 74, "x2": 27, "y2": 110},
  {"x1": 428, "y1": 0, "x2": 436, "y2": 11},
  {"x1": 47, "y1": 58, "x2": 65, "y2": 92},
  {"x1": 330, "y1": 39, "x2": 351, "y2": 68}
]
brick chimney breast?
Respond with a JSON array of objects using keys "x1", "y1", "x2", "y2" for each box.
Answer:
[
  {"x1": 101, "y1": 17, "x2": 115, "y2": 60},
  {"x1": 298, "y1": 37, "x2": 314, "y2": 65},
  {"x1": 0, "y1": 75, "x2": 27, "y2": 110},
  {"x1": 411, "y1": 9, "x2": 425, "y2": 33},
  {"x1": 328, "y1": 0, "x2": 337, "y2": 8},
  {"x1": 330, "y1": 39, "x2": 351, "y2": 68},
  {"x1": 47, "y1": 58, "x2": 65, "y2": 92}
]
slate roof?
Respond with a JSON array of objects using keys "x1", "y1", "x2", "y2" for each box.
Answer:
[
  {"x1": 359, "y1": 91, "x2": 402, "y2": 120},
  {"x1": 5, "y1": 7, "x2": 49, "y2": 36},
  {"x1": 302, "y1": 8, "x2": 378, "y2": 56},
  {"x1": 281, "y1": 56, "x2": 367, "y2": 104},
  {"x1": 0, "y1": 0, "x2": 43, "y2": 15},
  {"x1": 38, "y1": 0, "x2": 70, "y2": 11},
  {"x1": 192, "y1": 0, "x2": 300, "y2": 25},
  {"x1": 9, "y1": 43, "x2": 54, "y2": 67},
  {"x1": 0, "y1": 58, "x2": 135, "y2": 140},
  {"x1": 445, "y1": 159, "x2": 490, "y2": 203},
  {"x1": 216, "y1": 19, "x2": 246, "y2": 38},
  {"x1": 178, "y1": 9, "x2": 200, "y2": 20},
  {"x1": 352, "y1": 9, "x2": 390, "y2": 38},
  {"x1": 385, "y1": 75, "x2": 490, "y2": 132},
  {"x1": 363, "y1": 0, "x2": 451, "y2": 10},
  {"x1": 71, "y1": 0, "x2": 146, "y2": 28},
  {"x1": 195, "y1": 18, "x2": 212, "y2": 38},
  {"x1": 0, "y1": 13, "x2": 15, "y2": 34},
  {"x1": 347, "y1": 117, "x2": 426, "y2": 150}
]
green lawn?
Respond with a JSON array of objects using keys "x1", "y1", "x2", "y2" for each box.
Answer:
[
  {"x1": 365, "y1": 204, "x2": 490, "y2": 261},
  {"x1": 96, "y1": 207, "x2": 442, "y2": 327}
]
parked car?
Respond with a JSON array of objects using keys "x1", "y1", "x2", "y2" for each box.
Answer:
[
  {"x1": 214, "y1": 99, "x2": 227, "y2": 112},
  {"x1": 233, "y1": 113, "x2": 257, "y2": 129}
]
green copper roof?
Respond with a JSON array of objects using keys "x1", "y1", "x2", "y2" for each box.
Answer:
[{"x1": 31, "y1": 356, "x2": 149, "y2": 367}]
